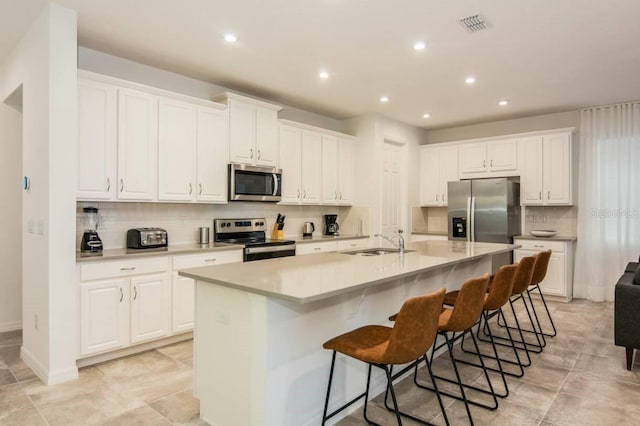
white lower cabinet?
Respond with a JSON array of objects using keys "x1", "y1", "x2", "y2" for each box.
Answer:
[
  {"x1": 296, "y1": 241, "x2": 338, "y2": 255},
  {"x1": 171, "y1": 250, "x2": 243, "y2": 333},
  {"x1": 336, "y1": 238, "x2": 371, "y2": 251},
  {"x1": 79, "y1": 257, "x2": 171, "y2": 357},
  {"x1": 410, "y1": 234, "x2": 448, "y2": 243},
  {"x1": 513, "y1": 238, "x2": 574, "y2": 301}
]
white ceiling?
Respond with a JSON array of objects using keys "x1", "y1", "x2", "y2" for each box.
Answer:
[{"x1": 3, "y1": 0, "x2": 640, "y2": 129}]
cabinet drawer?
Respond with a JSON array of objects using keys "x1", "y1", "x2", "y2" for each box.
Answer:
[
  {"x1": 80, "y1": 257, "x2": 170, "y2": 281},
  {"x1": 173, "y1": 249, "x2": 242, "y2": 270},
  {"x1": 296, "y1": 241, "x2": 337, "y2": 255},
  {"x1": 514, "y1": 239, "x2": 565, "y2": 253},
  {"x1": 337, "y1": 238, "x2": 370, "y2": 251}
]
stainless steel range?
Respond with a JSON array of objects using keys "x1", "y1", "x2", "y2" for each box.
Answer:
[{"x1": 213, "y1": 218, "x2": 296, "y2": 262}]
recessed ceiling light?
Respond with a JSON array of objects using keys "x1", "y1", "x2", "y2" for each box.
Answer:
[
  {"x1": 423, "y1": 113, "x2": 431, "y2": 119},
  {"x1": 498, "y1": 99, "x2": 509, "y2": 106},
  {"x1": 223, "y1": 33, "x2": 238, "y2": 43},
  {"x1": 319, "y1": 70, "x2": 330, "y2": 79},
  {"x1": 413, "y1": 41, "x2": 426, "y2": 51},
  {"x1": 465, "y1": 76, "x2": 476, "y2": 84},
  {"x1": 380, "y1": 96, "x2": 389, "y2": 103}
]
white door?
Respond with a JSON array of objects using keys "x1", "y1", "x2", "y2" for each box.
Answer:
[
  {"x1": 301, "y1": 131, "x2": 322, "y2": 204},
  {"x1": 197, "y1": 107, "x2": 228, "y2": 203},
  {"x1": 279, "y1": 125, "x2": 302, "y2": 204},
  {"x1": 80, "y1": 279, "x2": 129, "y2": 356},
  {"x1": 77, "y1": 79, "x2": 117, "y2": 200},
  {"x1": 520, "y1": 136, "x2": 544, "y2": 205},
  {"x1": 255, "y1": 108, "x2": 279, "y2": 167},
  {"x1": 228, "y1": 100, "x2": 255, "y2": 165},
  {"x1": 172, "y1": 272, "x2": 195, "y2": 333},
  {"x1": 321, "y1": 135, "x2": 338, "y2": 204},
  {"x1": 544, "y1": 133, "x2": 572, "y2": 204},
  {"x1": 337, "y1": 138, "x2": 354, "y2": 205},
  {"x1": 381, "y1": 141, "x2": 402, "y2": 239},
  {"x1": 117, "y1": 88, "x2": 158, "y2": 200},
  {"x1": 158, "y1": 98, "x2": 197, "y2": 201},
  {"x1": 130, "y1": 273, "x2": 171, "y2": 343}
]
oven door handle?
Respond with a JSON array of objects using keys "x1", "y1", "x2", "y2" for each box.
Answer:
[
  {"x1": 272, "y1": 173, "x2": 279, "y2": 196},
  {"x1": 245, "y1": 244, "x2": 295, "y2": 254}
]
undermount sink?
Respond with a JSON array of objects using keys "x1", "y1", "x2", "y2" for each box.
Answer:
[{"x1": 343, "y1": 247, "x2": 415, "y2": 256}]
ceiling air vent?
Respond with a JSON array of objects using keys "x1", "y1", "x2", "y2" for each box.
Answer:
[{"x1": 459, "y1": 14, "x2": 488, "y2": 33}]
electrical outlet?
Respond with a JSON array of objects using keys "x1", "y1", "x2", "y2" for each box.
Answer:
[
  {"x1": 214, "y1": 310, "x2": 229, "y2": 325},
  {"x1": 28, "y1": 219, "x2": 34, "y2": 234},
  {"x1": 37, "y1": 220, "x2": 44, "y2": 235}
]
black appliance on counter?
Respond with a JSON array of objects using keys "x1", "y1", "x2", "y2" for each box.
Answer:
[
  {"x1": 214, "y1": 218, "x2": 296, "y2": 262},
  {"x1": 127, "y1": 228, "x2": 168, "y2": 249},
  {"x1": 81, "y1": 207, "x2": 103, "y2": 253},
  {"x1": 323, "y1": 214, "x2": 339, "y2": 236}
]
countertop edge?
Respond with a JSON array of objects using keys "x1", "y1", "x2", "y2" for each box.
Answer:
[
  {"x1": 291, "y1": 234, "x2": 369, "y2": 244},
  {"x1": 514, "y1": 235, "x2": 577, "y2": 242},
  {"x1": 76, "y1": 243, "x2": 243, "y2": 263}
]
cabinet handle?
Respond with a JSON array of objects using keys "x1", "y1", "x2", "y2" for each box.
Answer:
[
  {"x1": 119, "y1": 287, "x2": 123, "y2": 303},
  {"x1": 335, "y1": 190, "x2": 338, "y2": 200},
  {"x1": 189, "y1": 183, "x2": 193, "y2": 195},
  {"x1": 297, "y1": 189, "x2": 300, "y2": 198},
  {"x1": 339, "y1": 192, "x2": 342, "y2": 200},
  {"x1": 205, "y1": 258, "x2": 217, "y2": 262},
  {"x1": 314, "y1": 247, "x2": 321, "y2": 251},
  {"x1": 350, "y1": 243, "x2": 356, "y2": 247},
  {"x1": 257, "y1": 149, "x2": 261, "y2": 160},
  {"x1": 547, "y1": 191, "x2": 550, "y2": 200},
  {"x1": 120, "y1": 267, "x2": 136, "y2": 271},
  {"x1": 534, "y1": 245, "x2": 545, "y2": 248},
  {"x1": 133, "y1": 286, "x2": 137, "y2": 301},
  {"x1": 539, "y1": 191, "x2": 542, "y2": 200},
  {"x1": 250, "y1": 148, "x2": 254, "y2": 159},
  {"x1": 120, "y1": 178, "x2": 124, "y2": 192},
  {"x1": 199, "y1": 183, "x2": 203, "y2": 195},
  {"x1": 490, "y1": 159, "x2": 493, "y2": 167},
  {"x1": 442, "y1": 193, "x2": 445, "y2": 202},
  {"x1": 303, "y1": 189, "x2": 306, "y2": 199},
  {"x1": 436, "y1": 194, "x2": 439, "y2": 202},
  {"x1": 483, "y1": 160, "x2": 486, "y2": 168},
  {"x1": 106, "y1": 178, "x2": 111, "y2": 192}
]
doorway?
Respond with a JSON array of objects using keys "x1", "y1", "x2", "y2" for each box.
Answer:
[
  {"x1": 0, "y1": 86, "x2": 23, "y2": 332},
  {"x1": 381, "y1": 140, "x2": 405, "y2": 238}
]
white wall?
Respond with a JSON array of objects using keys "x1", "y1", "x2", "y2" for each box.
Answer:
[
  {"x1": 78, "y1": 47, "x2": 345, "y2": 132},
  {"x1": 0, "y1": 3, "x2": 78, "y2": 384},
  {"x1": 0, "y1": 102, "x2": 22, "y2": 332}
]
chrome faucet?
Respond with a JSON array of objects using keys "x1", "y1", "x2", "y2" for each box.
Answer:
[{"x1": 375, "y1": 229, "x2": 405, "y2": 254}]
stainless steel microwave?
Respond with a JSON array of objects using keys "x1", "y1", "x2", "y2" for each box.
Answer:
[{"x1": 228, "y1": 164, "x2": 282, "y2": 202}]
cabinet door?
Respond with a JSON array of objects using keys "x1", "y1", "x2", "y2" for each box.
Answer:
[
  {"x1": 197, "y1": 107, "x2": 228, "y2": 203},
  {"x1": 117, "y1": 88, "x2": 158, "y2": 200},
  {"x1": 255, "y1": 108, "x2": 279, "y2": 167},
  {"x1": 301, "y1": 131, "x2": 322, "y2": 204},
  {"x1": 172, "y1": 272, "x2": 195, "y2": 333},
  {"x1": 296, "y1": 241, "x2": 337, "y2": 255},
  {"x1": 538, "y1": 253, "x2": 565, "y2": 296},
  {"x1": 439, "y1": 146, "x2": 458, "y2": 205},
  {"x1": 337, "y1": 138, "x2": 354, "y2": 205},
  {"x1": 80, "y1": 278, "x2": 129, "y2": 356},
  {"x1": 321, "y1": 135, "x2": 338, "y2": 204},
  {"x1": 158, "y1": 98, "x2": 197, "y2": 201},
  {"x1": 519, "y1": 136, "x2": 544, "y2": 205},
  {"x1": 487, "y1": 139, "x2": 517, "y2": 172},
  {"x1": 544, "y1": 133, "x2": 572, "y2": 205},
  {"x1": 130, "y1": 273, "x2": 171, "y2": 343},
  {"x1": 458, "y1": 143, "x2": 487, "y2": 175},
  {"x1": 228, "y1": 100, "x2": 255, "y2": 165},
  {"x1": 278, "y1": 126, "x2": 302, "y2": 204},
  {"x1": 78, "y1": 80, "x2": 117, "y2": 200},
  {"x1": 420, "y1": 147, "x2": 440, "y2": 206}
]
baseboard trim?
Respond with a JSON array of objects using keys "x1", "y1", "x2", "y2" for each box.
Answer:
[
  {"x1": 0, "y1": 321, "x2": 22, "y2": 333},
  {"x1": 20, "y1": 346, "x2": 79, "y2": 385}
]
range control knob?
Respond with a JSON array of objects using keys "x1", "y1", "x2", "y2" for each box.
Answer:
[
  {"x1": 226, "y1": 222, "x2": 231, "y2": 227},
  {"x1": 220, "y1": 223, "x2": 226, "y2": 228}
]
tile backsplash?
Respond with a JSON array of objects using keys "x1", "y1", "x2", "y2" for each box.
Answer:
[
  {"x1": 524, "y1": 205, "x2": 577, "y2": 236},
  {"x1": 412, "y1": 206, "x2": 448, "y2": 233},
  {"x1": 76, "y1": 202, "x2": 369, "y2": 250}
]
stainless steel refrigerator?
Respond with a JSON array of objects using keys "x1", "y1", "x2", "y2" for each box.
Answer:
[{"x1": 448, "y1": 177, "x2": 520, "y2": 271}]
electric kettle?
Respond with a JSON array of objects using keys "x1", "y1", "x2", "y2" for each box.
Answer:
[{"x1": 302, "y1": 222, "x2": 315, "y2": 237}]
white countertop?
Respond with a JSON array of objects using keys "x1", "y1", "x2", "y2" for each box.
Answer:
[
  {"x1": 76, "y1": 242, "x2": 241, "y2": 262},
  {"x1": 514, "y1": 235, "x2": 577, "y2": 242},
  {"x1": 179, "y1": 240, "x2": 516, "y2": 304}
]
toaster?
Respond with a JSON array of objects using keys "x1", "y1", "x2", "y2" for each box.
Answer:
[{"x1": 127, "y1": 228, "x2": 168, "y2": 249}]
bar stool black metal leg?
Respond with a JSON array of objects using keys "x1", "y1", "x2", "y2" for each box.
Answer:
[
  {"x1": 322, "y1": 351, "x2": 337, "y2": 425},
  {"x1": 445, "y1": 332, "x2": 474, "y2": 425}
]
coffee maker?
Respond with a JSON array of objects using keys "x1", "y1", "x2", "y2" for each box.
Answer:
[
  {"x1": 323, "y1": 214, "x2": 339, "y2": 236},
  {"x1": 81, "y1": 207, "x2": 103, "y2": 253}
]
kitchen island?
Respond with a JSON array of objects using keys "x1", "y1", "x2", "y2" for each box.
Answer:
[{"x1": 179, "y1": 240, "x2": 516, "y2": 426}]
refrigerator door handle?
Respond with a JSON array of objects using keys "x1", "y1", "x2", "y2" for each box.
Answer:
[
  {"x1": 470, "y1": 196, "x2": 476, "y2": 242},
  {"x1": 466, "y1": 196, "x2": 472, "y2": 242}
]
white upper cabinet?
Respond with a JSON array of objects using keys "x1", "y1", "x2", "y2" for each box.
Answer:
[
  {"x1": 214, "y1": 93, "x2": 282, "y2": 167},
  {"x1": 78, "y1": 79, "x2": 117, "y2": 200},
  {"x1": 458, "y1": 139, "x2": 518, "y2": 178},
  {"x1": 158, "y1": 98, "x2": 197, "y2": 202},
  {"x1": 519, "y1": 131, "x2": 572, "y2": 205},
  {"x1": 322, "y1": 135, "x2": 354, "y2": 205},
  {"x1": 117, "y1": 88, "x2": 158, "y2": 200},
  {"x1": 301, "y1": 131, "x2": 322, "y2": 204},
  {"x1": 196, "y1": 107, "x2": 229, "y2": 203},
  {"x1": 337, "y1": 138, "x2": 355, "y2": 205},
  {"x1": 279, "y1": 125, "x2": 303, "y2": 204},
  {"x1": 420, "y1": 145, "x2": 458, "y2": 206}
]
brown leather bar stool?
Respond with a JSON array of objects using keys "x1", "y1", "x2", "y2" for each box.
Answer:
[
  {"x1": 411, "y1": 274, "x2": 492, "y2": 426},
  {"x1": 485, "y1": 254, "x2": 544, "y2": 354},
  {"x1": 443, "y1": 263, "x2": 518, "y2": 397},
  {"x1": 322, "y1": 288, "x2": 448, "y2": 426}
]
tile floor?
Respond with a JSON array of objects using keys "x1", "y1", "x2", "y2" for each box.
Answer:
[{"x1": 0, "y1": 299, "x2": 638, "y2": 425}]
